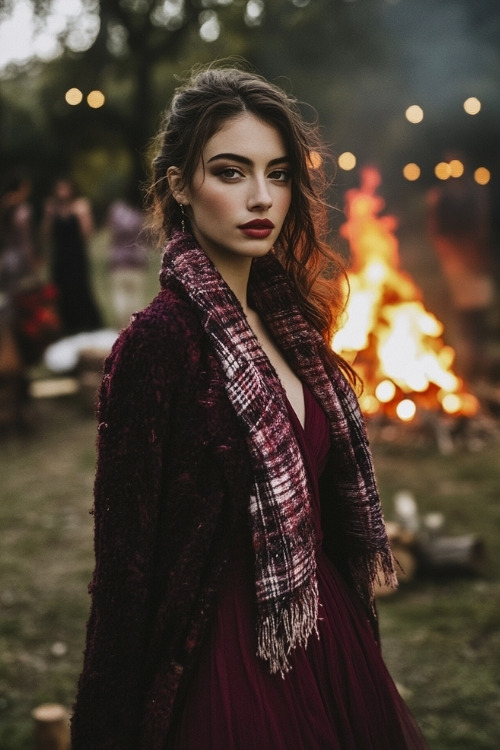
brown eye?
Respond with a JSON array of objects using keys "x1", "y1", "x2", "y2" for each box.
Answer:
[
  {"x1": 218, "y1": 168, "x2": 243, "y2": 180},
  {"x1": 269, "y1": 169, "x2": 291, "y2": 182}
]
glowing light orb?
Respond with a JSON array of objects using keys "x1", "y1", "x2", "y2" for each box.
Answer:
[
  {"x1": 307, "y1": 151, "x2": 323, "y2": 170},
  {"x1": 403, "y1": 163, "x2": 421, "y2": 181},
  {"x1": 449, "y1": 159, "x2": 464, "y2": 178},
  {"x1": 87, "y1": 90, "x2": 105, "y2": 108},
  {"x1": 375, "y1": 380, "x2": 396, "y2": 403},
  {"x1": 396, "y1": 399, "x2": 416, "y2": 421},
  {"x1": 338, "y1": 152, "x2": 357, "y2": 171},
  {"x1": 65, "y1": 87, "x2": 83, "y2": 105},
  {"x1": 463, "y1": 97, "x2": 481, "y2": 115},
  {"x1": 405, "y1": 105, "x2": 424, "y2": 124},
  {"x1": 441, "y1": 393, "x2": 461, "y2": 414},
  {"x1": 435, "y1": 162, "x2": 451, "y2": 180},
  {"x1": 474, "y1": 167, "x2": 491, "y2": 186}
]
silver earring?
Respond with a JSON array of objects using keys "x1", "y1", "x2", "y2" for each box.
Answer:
[{"x1": 179, "y1": 203, "x2": 186, "y2": 233}]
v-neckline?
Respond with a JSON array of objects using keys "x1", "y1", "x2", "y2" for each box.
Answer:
[{"x1": 284, "y1": 381, "x2": 306, "y2": 432}]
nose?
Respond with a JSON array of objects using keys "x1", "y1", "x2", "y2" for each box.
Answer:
[{"x1": 247, "y1": 177, "x2": 273, "y2": 211}]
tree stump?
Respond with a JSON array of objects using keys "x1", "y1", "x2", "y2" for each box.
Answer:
[{"x1": 32, "y1": 703, "x2": 71, "y2": 750}]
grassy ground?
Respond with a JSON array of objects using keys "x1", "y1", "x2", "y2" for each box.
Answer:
[
  {"x1": 1, "y1": 396, "x2": 499, "y2": 749},
  {"x1": 372, "y1": 437, "x2": 500, "y2": 750},
  {"x1": 1, "y1": 228, "x2": 499, "y2": 748},
  {"x1": 0, "y1": 398, "x2": 97, "y2": 749}
]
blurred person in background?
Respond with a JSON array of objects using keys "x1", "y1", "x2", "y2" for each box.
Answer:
[
  {"x1": 42, "y1": 177, "x2": 102, "y2": 335},
  {"x1": 107, "y1": 195, "x2": 149, "y2": 329},
  {"x1": 427, "y1": 157, "x2": 496, "y2": 383},
  {"x1": 0, "y1": 170, "x2": 37, "y2": 432}
]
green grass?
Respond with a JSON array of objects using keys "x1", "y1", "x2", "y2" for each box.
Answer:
[
  {"x1": 1, "y1": 231, "x2": 499, "y2": 748},
  {"x1": 0, "y1": 399, "x2": 97, "y2": 750},
  {"x1": 372, "y1": 438, "x2": 500, "y2": 750},
  {"x1": 2, "y1": 404, "x2": 499, "y2": 749}
]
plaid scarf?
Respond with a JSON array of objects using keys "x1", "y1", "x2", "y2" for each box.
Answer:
[{"x1": 161, "y1": 231, "x2": 397, "y2": 675}]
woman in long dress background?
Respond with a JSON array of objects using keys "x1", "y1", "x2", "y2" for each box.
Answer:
[{"x1": 42, "y1": 177, "x2": 102, "y2": 335}]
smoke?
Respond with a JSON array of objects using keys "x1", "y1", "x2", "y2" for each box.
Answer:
[{"x1": 383, "y1": 0, "x2": 499, "y2": 109}]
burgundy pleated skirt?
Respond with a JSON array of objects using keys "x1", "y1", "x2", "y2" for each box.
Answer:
[{"x1": 170, "y1": 386, "x2": 428, "y2": 749}]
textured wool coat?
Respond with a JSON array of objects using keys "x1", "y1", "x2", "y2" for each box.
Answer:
[{"x1": 71, "y1": 254, "x2": 391, "y2": 750}]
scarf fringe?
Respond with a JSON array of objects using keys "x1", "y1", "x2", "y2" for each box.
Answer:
[
  {"x1": 352, "y1": 549, "x2": 399, "y2": 608},
  {"x1": 256, "y1": 581, "x2": 319, "y2": 676},
  {"x1": 374, "y1": 549, "x2": 399, "y2": 592}
]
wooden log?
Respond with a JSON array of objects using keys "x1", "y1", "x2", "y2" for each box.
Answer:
[
  {"x1": 30, "y1": 377, "x2": 79, "y2": 399},
  {"x1": 418, "y1": 534, "x2": 485, "y2": 575},
  {"x1": 32, "y1": 703, "x2": 71, "y2": 750}
]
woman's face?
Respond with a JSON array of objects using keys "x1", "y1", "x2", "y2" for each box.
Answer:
[
  {"x1": 54, "y1": 180, "x2": 73, "y2": 202},
  {"x1": 173, "y1": 113, "x2": 292, "y2": 272}
]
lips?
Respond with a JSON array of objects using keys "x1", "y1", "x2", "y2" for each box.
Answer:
[
  {"x1": 238, "y1": 219, "x2": 275, "y2": 238},
  {"x1": 239, "y1": 219, "x2": 275, "y2": 229}
]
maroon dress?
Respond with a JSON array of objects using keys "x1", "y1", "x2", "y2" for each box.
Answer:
[{"x1": 171, "y1": 385, "x2": 428, "y2": 749}]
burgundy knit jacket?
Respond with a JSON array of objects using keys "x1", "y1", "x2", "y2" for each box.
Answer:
[{"x1": 71, "y1": 266, "x2": 383, "y2": 750}]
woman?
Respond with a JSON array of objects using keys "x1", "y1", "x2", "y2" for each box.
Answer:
[
  {"x1": 72, "y1": 65, "x2": 428, "y2": 750},
  {"x1": 0, "y1": 171, "x2": 37, "y2": 431},
  {"x1": 42, "y1": 177, "x2": 102, "y2": 334},
  {"x1": 106, "y1": 196, "x2": 149, "y2": 329}
]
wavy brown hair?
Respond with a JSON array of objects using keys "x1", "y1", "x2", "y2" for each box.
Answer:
[{"x1": 147, "y1": 63, "x2": 353, "y2": 376}]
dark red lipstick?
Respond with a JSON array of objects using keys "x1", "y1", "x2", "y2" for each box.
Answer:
[{"x1": 238, "y1": 219, "x2": 275, "y2": 239}]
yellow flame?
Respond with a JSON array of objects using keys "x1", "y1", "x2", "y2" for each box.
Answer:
[
  {"x1": 359, "y1": 394, "x2": 380, "y2": 415},
  {"x1": 441, "y1": 393, "x2": 461, "y2": 414},
  {"x1": 334, "y1": 165, "x2": 477, "y2": 418}
]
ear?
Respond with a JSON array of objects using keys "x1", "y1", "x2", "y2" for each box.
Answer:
[{"x1": 167, "y1": 167, "x2": 189, "y2": 205}]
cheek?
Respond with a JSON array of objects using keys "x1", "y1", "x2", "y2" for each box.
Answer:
[{"x1": 194, "y1": 186, "x2": 235, "y2": 220}]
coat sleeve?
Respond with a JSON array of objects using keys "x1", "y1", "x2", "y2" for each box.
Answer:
[{"x1": 71, "y1": 311, "x2": 177, "y2": 750}]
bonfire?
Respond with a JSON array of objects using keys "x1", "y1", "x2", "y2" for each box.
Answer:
[{"x1": 333, "y1": 166, "x2": 478, "y2": 423}]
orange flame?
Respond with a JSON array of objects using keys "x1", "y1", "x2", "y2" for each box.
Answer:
[{"x1": 332, "y1": 166, "x2": 478, "y2": 420}]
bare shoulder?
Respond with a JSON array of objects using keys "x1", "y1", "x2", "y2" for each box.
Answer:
[{"x1": 73, "y1": 197, "x2": 91, "y2": 215}]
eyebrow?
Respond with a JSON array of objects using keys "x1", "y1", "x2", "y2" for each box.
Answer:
[{"x1": 206, "y1": 152, "x2": 290, "y2": 167}]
